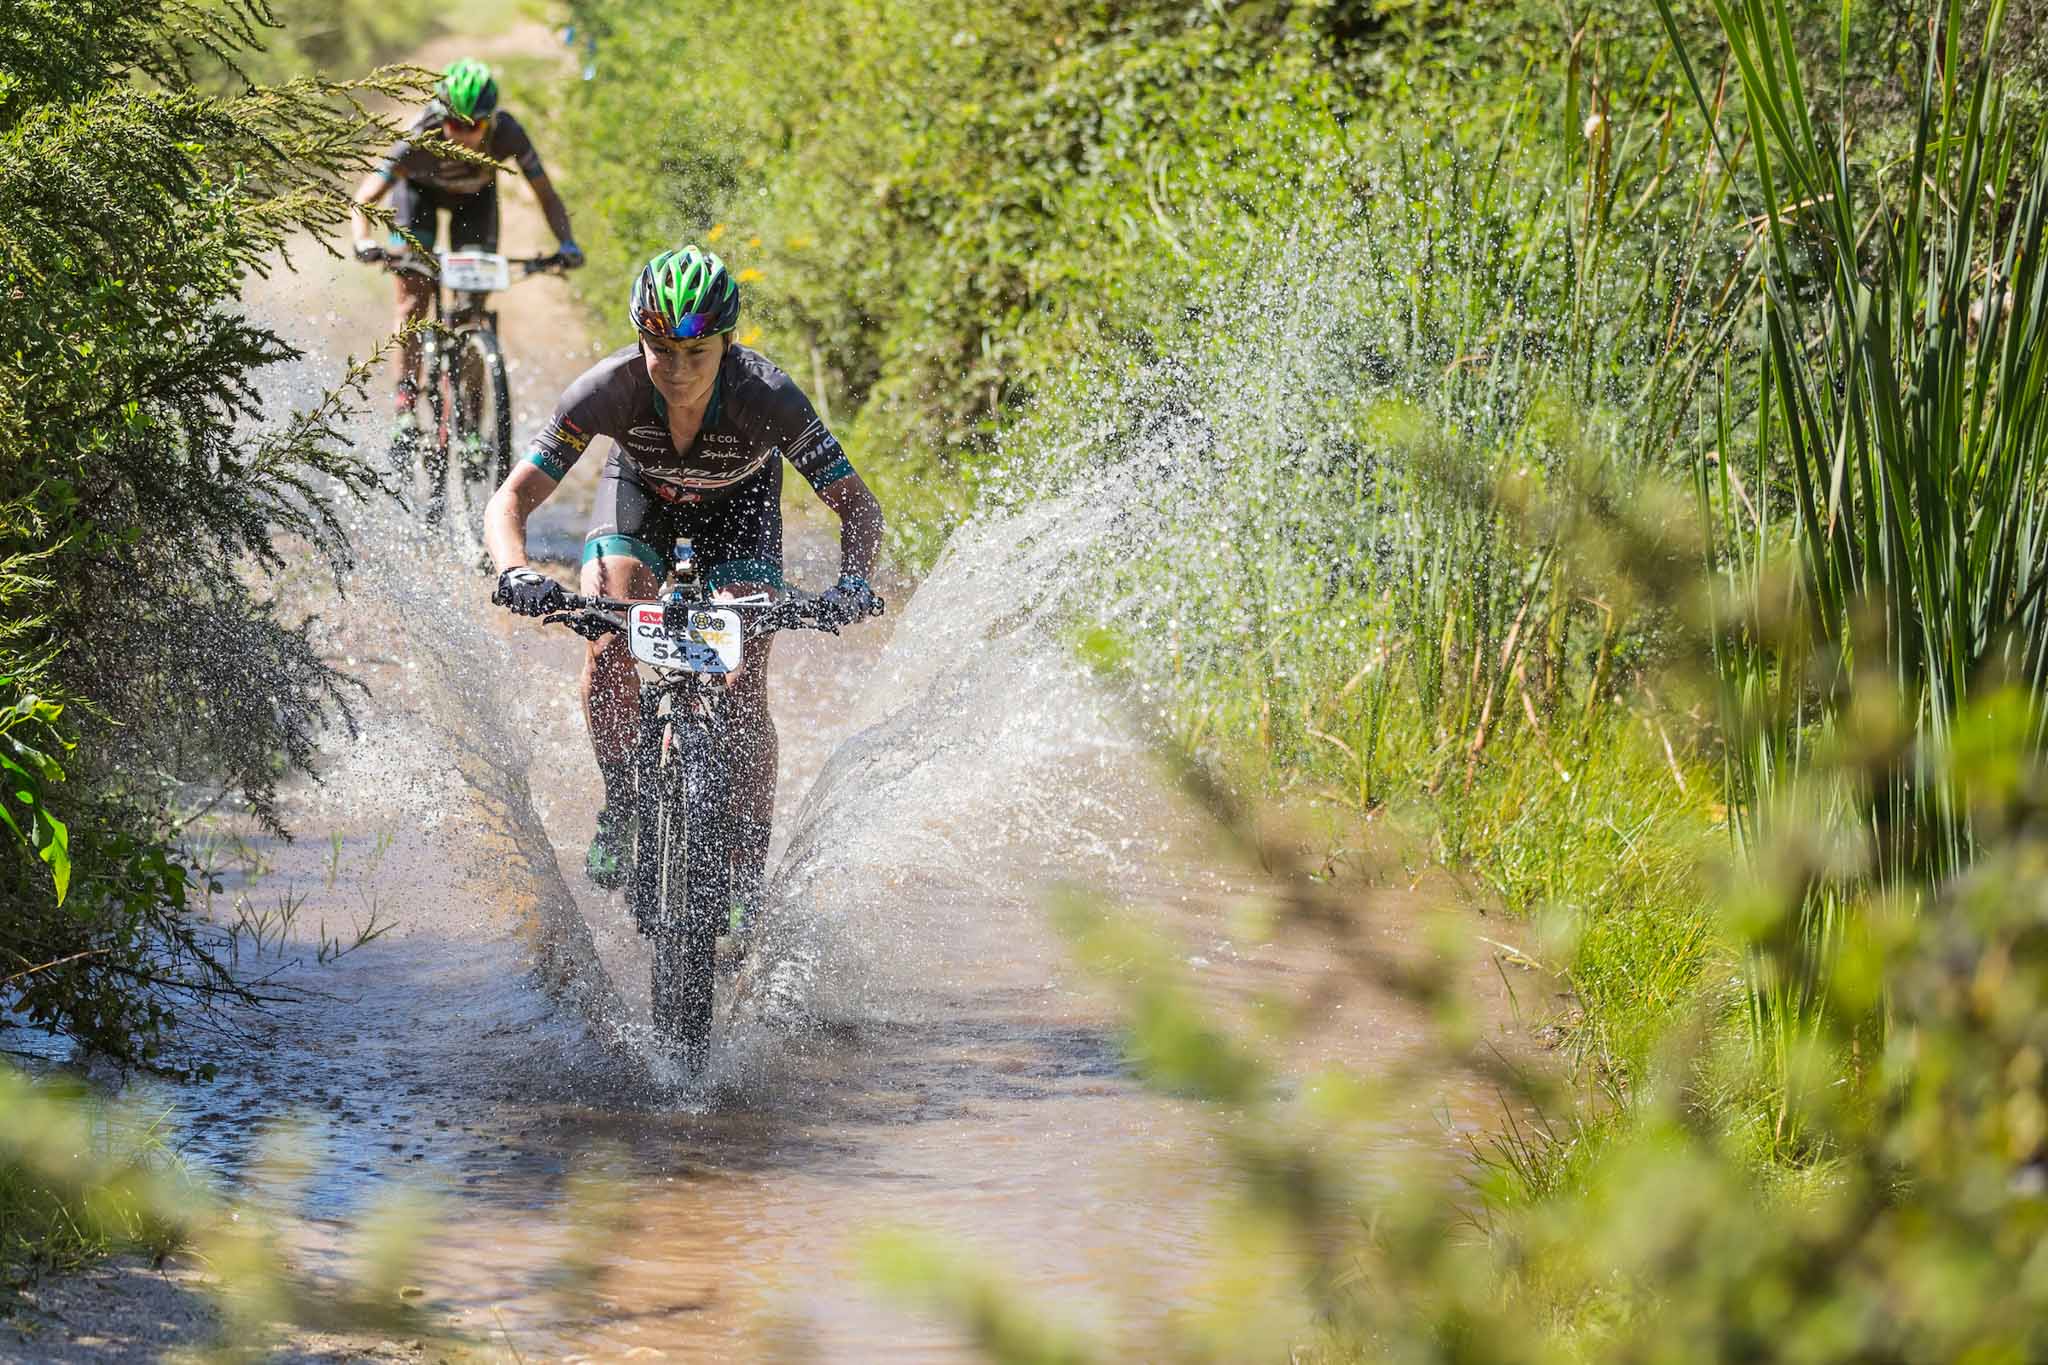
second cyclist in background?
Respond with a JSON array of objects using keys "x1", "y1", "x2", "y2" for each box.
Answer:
[{"x1": 349, "y1": 58, "x2": 584, "y2": 463}]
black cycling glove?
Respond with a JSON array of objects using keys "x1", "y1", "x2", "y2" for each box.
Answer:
[
  {"x1": 814, "y1": 572, "x2": 881, "y2": 630},
  {"x1": 494, "y1": 566, "x2": 565, "y2": 617}
]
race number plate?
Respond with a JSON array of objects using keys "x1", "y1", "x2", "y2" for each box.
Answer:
[
  {"x1": 626, "y1": 604, "x2": 743, "y2": 674},
  {"x1": 439, "y1": 251, "x2": 510, "y2": 292}
]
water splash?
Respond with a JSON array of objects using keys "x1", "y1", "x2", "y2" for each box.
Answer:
[{"x1": 737, "y1": 476, "x2": 1157, "y2": 1054}]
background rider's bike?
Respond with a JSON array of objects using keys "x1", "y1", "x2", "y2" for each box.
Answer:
[
  {"x1": 540, "y1": 546, "x2": 884, "y2": 1074},
  {"x1": 366, "y1": 247, "x2": 565, "y2": 552}
]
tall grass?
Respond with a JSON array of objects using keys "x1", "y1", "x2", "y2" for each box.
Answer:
[
  {"x1": 1685, "y1": 0, "x2": 2048, "y2": 868},
  {"x1": 1672, "y1": 0, "x2": 2048, "y2": 1136},
  {"x1": 973, "y1": 94, "x2": 1742, "y2": 1085}
]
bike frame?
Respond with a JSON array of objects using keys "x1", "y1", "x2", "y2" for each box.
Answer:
[{"x1": 382, "y1": 250, "x2": 562, "y2": 529}]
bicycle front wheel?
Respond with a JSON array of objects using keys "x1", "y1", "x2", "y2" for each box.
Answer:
[
  {"x1": 445, "y1": 328, "x2": 513, "y2": 556},
  {"x1": 649, "y1": 722, "x2": 732, "y2": 1074}
]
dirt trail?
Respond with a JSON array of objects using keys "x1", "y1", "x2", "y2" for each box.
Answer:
[{"x1": 5, "y1": 22, "x2": 1540, "y2": 1363}]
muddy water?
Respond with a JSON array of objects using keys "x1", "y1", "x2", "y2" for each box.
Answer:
[{"x1": 110, "y1": 57, "x2": 1531, "y2": 1357}]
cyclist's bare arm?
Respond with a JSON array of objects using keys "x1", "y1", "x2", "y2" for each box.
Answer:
[
  {"x1": 815, "y1": 469, "x2": 885, "y2": 580},
  {"x1": 349, "y1": 170, "x2": 396, "y2": 245},
  {"x1": 523, "y1": 169, "x2": 576, "y2": 246},
  {"x1": 485, "y1": 461, "x2": 560, "y2": 574}
]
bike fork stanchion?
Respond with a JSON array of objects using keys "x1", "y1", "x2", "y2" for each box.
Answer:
[{"x1": 627, "y1": 687, "x2": 665, "y2": 935}]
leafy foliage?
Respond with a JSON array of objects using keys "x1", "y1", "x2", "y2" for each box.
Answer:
[
  {"x1": 0, "y1": 684, "x2": 72, "y2": 904},
  {"x1": 0, "y1": 0, "x2": 404, "y2": 1066},
  {"x1": 844, "y1": 3, "x2": 2048, "y2": 1353}
]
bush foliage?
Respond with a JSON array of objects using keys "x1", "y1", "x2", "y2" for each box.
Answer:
[{"x1": 0, "y1": 0, "x2": 400, "y2": 1067}]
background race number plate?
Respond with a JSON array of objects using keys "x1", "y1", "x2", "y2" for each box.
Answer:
[
  {"x1": 626, "y1": 604, "x2": 743, "y2": 673},
  {"x1": 439, "y1": 251, "x2": 510, "y2": 292}
]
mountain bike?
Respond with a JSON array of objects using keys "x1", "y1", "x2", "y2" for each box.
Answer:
[
  {"x1": 364, "y1": 247, "x2": 567, "y2": 551},
  {"x1": 540, "y1": 544, "x2": 884, "y2": 1073}
]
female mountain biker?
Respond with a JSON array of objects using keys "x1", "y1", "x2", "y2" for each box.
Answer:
[
  {"x1": 348, "y1": 58, "x2": 585, "y2": 454},
  {"x1": 482, "y1": 246, "x2": 886, "y2": 909}
]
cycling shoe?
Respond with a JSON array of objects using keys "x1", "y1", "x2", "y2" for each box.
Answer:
[{"x1": 586, "y1": 806, "x2": 631, "y2": 892}]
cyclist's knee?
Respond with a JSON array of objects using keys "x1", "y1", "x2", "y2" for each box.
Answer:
[
  {"x1": 582, "y1": 552, "x2": 654, "y2": 600},
  {"x1": 395, "y1": 276, "x2": 431, "y2": 316}
]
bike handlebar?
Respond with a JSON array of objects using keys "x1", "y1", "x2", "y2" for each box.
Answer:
[
  {"x1": 364, "y1": 248, "x2": 573, "y2": 279},
  {"x1": 538, "y1": 588, "x2": 884, "y2": 645}
]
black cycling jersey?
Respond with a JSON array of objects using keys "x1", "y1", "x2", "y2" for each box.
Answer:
[
  {"x1": 377, "y1": 110, "x2": 546, "y2": 197},
  {"x1": 526, "y1": 343, "x2": 855, "y2": 504},
  {"x1": 584, "y1": 457, "x2": 784, "y2": 588}
]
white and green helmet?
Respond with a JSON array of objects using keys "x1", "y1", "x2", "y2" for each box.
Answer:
[
  {"x1": 435, "y1": 58, "x2": 498, "y2": 123},
  {"x1": 630, "y1": 246, "x2": 741, "y2": 340}
]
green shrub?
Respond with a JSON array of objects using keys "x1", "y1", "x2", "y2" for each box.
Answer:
[{"x1": 0, "y1": 0, "x2": 405, "y2": 1067}]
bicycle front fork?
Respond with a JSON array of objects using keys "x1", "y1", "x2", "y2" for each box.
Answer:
[
  {"x1": 419, "y1": 345, "x2": 450, "y2": 526},
  {"x1": 626, "y1": 691, "x2": 742, "y2": 940}
]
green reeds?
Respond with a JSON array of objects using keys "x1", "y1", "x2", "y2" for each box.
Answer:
[
  {"x1": 1672, "y1": 0, "x2": 2048, "y2": 1135},
  {"x1": 1686, "y1": 0, "x2": 2048, "y2": 866}
]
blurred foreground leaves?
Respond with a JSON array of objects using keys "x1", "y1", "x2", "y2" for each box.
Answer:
[
  {"x1": 0, "y1": 1067, "x2": 463, "y2": 1359},
  {"x1": 867, "y1": 683, "x2": 2048, "y2": 1362}
]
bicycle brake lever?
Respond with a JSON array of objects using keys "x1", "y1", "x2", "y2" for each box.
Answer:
[{"x1": 543, "y1": 609, "x2": 617, "y2": 641}]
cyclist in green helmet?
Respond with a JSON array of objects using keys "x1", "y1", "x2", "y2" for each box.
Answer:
[
  {"x1": 482, "y1": 247, "x2": 886, "y2": 902},
  {"x1": 348, "y1": 58, "x2": 584, "y2": 455}
]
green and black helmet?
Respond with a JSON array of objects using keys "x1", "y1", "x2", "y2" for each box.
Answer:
[
  {"x1": 630, "y1": 247, "x2": 741, "y2": 340},
  {"x1": 435, "y1": 58, "x2": 499, "y2": 124}
]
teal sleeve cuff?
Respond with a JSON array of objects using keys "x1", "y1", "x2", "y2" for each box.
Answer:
[
  {"x1": 807, "y1": 455, "x2": 854, "y2": 489},
  {"x1": 526, "y1": 449, "x2": 571, "y2": 481}
]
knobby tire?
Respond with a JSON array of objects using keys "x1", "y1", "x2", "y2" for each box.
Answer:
[{"x1": 646, "y1": 718, "x2": 733, "y2": 1075}]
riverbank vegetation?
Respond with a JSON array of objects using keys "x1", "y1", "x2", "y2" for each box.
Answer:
[
  {"x1": 0, "y1": 0, "x2": 410, "y2": 1272},
  {"x1": 545, "y1": 0, "x2": 2048, "y2": 1348},
  {"x1": 0, "y1": 0, "x2": 405, "y2": 1068}
]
